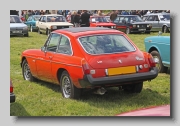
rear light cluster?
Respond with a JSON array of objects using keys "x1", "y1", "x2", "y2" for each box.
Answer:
[
  {"x1": 148, "y1": 54, "x2": 156, "y2": 67},
  {"x1": 10, "y1": 80, "x2": 13, "y2": 93},
  {"x1": 81, "y1": 59, "x2": 95, "y2": 75}
]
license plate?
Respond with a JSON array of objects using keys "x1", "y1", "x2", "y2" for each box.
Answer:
[
  {"x1": 139, "y1": 29, "x2": 146, "y2": 31},
  {"x1": 107, "y1": 66, "x2": 136, "y2": 76},
  {"x1": 13, "y1": 31, "x2": 22, "y2": 33}
]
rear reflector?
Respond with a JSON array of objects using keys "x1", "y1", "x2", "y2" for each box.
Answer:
[{"x1": 148, "y1": 54, "x2": 156, "y2": 67}]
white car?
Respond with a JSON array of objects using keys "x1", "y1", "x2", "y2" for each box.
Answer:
[{"x1": 36, "y1": 14, "x2": 73, "y2": 35}]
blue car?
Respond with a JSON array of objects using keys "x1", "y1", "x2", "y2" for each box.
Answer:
[
  {"x1": 144, "y1": 32, "x2": 170, "y2": 73},
  {"x1": 25, "y1": 15, "x2": 41, "y2": 32}
]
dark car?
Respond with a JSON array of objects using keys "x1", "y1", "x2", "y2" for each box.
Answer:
[
  {"x1": 10, "y1": 80, "x2": 15, "y2": 103},
  {"x1": 113, "y1": 15, "x2": 152, "y2": 34}
]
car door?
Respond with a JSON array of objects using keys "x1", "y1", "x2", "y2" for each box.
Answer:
[
  {"x1": 113, "y1": 16, "x2": 126, "y2": 32},
  {"x1": 153, "y1": 15, "x2": 161, "y2": 31},
  {"x1": 38, "y1": 16, "x2": 47, "y2": 32},
  {"x1": 145, "y1": 15, "x2": 156, "y2": 31},
  {"x1": 36, "y1": 33, "x2": 61, "y2": 82}
]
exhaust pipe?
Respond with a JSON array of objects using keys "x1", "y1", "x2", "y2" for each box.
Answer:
[{"x1": 93, "y1": 87, "x2": 107, "y2": 95}]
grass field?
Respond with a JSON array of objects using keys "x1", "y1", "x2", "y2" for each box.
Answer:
[{"x1": 10, "y1": 31, "x2": 170, "y2": 116}]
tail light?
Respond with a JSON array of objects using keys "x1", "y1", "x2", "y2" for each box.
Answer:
[
  {"x1": 148, "y1": 54, "x2": 156, "y2": 67},
  {"x1": 10, "y1": 80, "x2": 13, "y2": 93},
  {"x1": 81, "y1": 59, "x2": 90, "y2": 74}
]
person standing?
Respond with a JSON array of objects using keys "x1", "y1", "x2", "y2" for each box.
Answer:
[
  {"x1": 80, "y1": 10, "x2": 90, "y2": 27},
  {"x1": 110, "y1": 10, "x2": 117, "y2": 22}
]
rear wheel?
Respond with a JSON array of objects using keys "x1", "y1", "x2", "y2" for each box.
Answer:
[
  {"x1": 38, "y1": 27, "x2": 42, "y2": 34},
  {"x1": 60, "y1": 71, "x2": 81, "y2": 99},
  {"x1": 24, "y1": 32, "x2": 29, "y2": 37},
  {"x1": 123, "y1": 82, "x2": 143, "y2": 93},
  {"x1": 163, "y1": 26, "x2": 168, "y2": 33},
  {"x1": 22, "y1": 59, "x2": 36, "y2": 82},
  {"x1": 150, "y1": 50, "x2": 168, "y2": 73},
  {"x1": 46, "y1": 29, "x2": 50, "y2": 35}
]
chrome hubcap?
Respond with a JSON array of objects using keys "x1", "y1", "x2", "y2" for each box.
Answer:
[
  {"x1": 24, "y1": 63, "x2": 31, "y2": 80},
  {"x1": 62, "y1": 76, "x2": 71, "y2": 98}
]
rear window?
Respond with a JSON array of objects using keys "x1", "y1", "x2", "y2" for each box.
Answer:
[{"x1": 78, "y1": 34, "x2": 136, "y2": 55}]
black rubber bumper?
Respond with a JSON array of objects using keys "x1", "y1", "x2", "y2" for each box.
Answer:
[
  {"x1": 79, "y1": 67, "x2": 158, "y2": 87},
  {"x1": 10, "y1": 93, "x2": 15, "y2": 103}
]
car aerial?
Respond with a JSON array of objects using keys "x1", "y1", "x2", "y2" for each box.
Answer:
[
  {"x1": 10, "y1": 15, "x2": 29, "y2": 37},
  {"x1": 24, "y1": 15, "x2": 41, "y2": 32},
  {"x1": 20, "y1": 27, "x2": 158, "y2": 99},
  {"x1": 116, "y1": 104, "x2": 170, "y2": 116},
  {"x1": 113, "y1": 15, "x2": 152, "y2": 34},
  {"x1": 10, "y1": 80, "x2": 15, "y2": 103},
  {"x1": 144, "y1": 31, "x2": 170, "y2": 73},
  {"x1": 143, "y1": 12, "x2": 170, "y2": 33},
  {"x1": 36, "y1": 14, "x2": 73, "y2": 35},
  {"x1": 89, "y1": 16, "x2": 116, "y2": 29}
]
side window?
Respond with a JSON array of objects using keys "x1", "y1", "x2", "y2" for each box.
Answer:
[
  {"x1": 40, "y1": 16, "x2": 46, "y2": 22},
  {"x1": 147, "y1": 16, "x2": 154, "y2": 21},
  {"x1": 119, "y1": 17, "x2": 125, "y2": 23},
  {"x1": 46, "y1": 33, "x2": 61, "y2": 52},
  {"x1": 114, "y1": 17, "x2": 119, "y2": 23},
  {"x1": 154, "y1": 15, "x2": 159, "y2": 21},
  {"x1": 57, "y1": 35, "x2": 72, "y2": 55}
]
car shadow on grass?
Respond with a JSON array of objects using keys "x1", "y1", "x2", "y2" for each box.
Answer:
[
  {"x1": 10, "y1": 102, "x2": 30, "y2": 116},
  {"x1": 80, "y1": 87, "x2": 170, "y2": 109}
]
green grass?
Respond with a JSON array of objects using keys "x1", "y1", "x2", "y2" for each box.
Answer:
[{"x1": 10, "y1": 31, "x2": 170, "y2": 116}]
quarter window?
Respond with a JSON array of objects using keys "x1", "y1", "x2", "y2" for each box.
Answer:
[
  {"x1": 46, "y1": 33, "x2": 61, "y2": 52},
  {"x1": 57, "y1": 35, "x2": 72, "y2": 55}
]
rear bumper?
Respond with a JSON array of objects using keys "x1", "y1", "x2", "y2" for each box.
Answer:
[
  {"x1": 79, "y1": 67, "x2": 158, "y2": 88},
  {"x1": 10, "y1": 93, "x2": 15, "y2": 103}
]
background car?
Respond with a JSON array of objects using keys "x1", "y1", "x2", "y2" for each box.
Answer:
[
  {"x1": 24, "y1": 15, "x2": 41, "y2": 32},
  {"x1": 20, "y1": 27, "x2": 158, "y2": 100},
  {"x1": 116, "y1": 104, "x2": 170, "y2": 116},
  {"x1": 89, "y1": 16, "x2": 116, "y2": 28},
  {"x1": 10, "y1": 80, "x2": 15, "y2": 103},
  {"x1": 113, "y1": 15, "x2": 152, "y2": 34},
  {"x1": 36, "y1": 14, "x2": 73, "y2": 35},
  {"x1": 144, "y1": 32, "x2": 170, "y2": 73},
  {"x1": 143, "y1": 12, "x2": 170, "y2": 33},
  {"x1": 10, "y1": 15, "x2": 29, "y2": 37}
]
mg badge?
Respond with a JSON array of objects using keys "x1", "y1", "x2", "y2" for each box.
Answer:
[
  {"x1": 136, "y1": 56, "x2": 143, "y2": 61},
  {"x1": 118, "y1": 60, "x2": 122, "y2": 63}
]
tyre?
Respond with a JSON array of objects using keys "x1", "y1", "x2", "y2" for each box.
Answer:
[
  {"x1": 150, "y1": 50, "x2": 168, "y2": 73},
  {"x1": 123, "y1": 82, "x2": 143, "y2": 93},
  {"x1": 22, "y1": 59, "x2": 36, "y2": 82},
  {"x1": 125, "y1": 28, "x2": 130, "y2": 34},
  {"x1": 60, "y1": 71, "x2": 81, "y2": 99},
  {"x1": 24, "y1": 32, "x2": 29, "y2": 37},
  {"x1": 38, "y1": 28, "x2": 42, "y2": 34},
  {"x1": 46, "y1": 29, "x2": 50, "y2": 35},
  {"x1": 163, "y1": 26, "x2": 168, "y2": 33}
]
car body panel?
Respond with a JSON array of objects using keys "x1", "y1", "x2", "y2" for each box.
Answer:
[
  {"x1": 116, "y1": 105, "x2": 170, "y2": 116},
  {"x1": 113, "y1": 15, "x2": 152, "y2": 33},
  {"x1": 36, "y1": 14, "x2": 73, "y2": 34},
  {"x1": 144, "y1": 35, "x2": 170, "y2": 68},
  {"x1": 21, "y1": 27, "x2": 158, "y2": 89},
  {"x1": 90, "y1": 16, "x2": 116, "y2": 29},
  {"x1": 24, "y1": 15, "x2": 41, "y2": 31},
  {"x1": 143, "y1": 13, "x2": 170, "y2": 32},
  {"x1": 10, "y1": 15, "x2": 28, "y2": 36},
  {"x1": 10, "y1": 80, "x2": 15, "y2": 103}
]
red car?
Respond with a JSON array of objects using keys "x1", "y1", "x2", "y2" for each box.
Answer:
[
  {"x1": 10, "y1": 80, "x2": 15, "y2": 103},
  {"x1": 20, "y1": 27, "x2": 158, "y2": 99},
  {"x1": 90, "y1": 16, "x2": 116, "y2": 29},
  {"x1": 116, "y1": 105, "x2": 170, "y2": 116}
]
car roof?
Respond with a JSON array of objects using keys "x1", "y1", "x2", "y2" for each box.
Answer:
[
  {"x1": 144, "y1": 13, "x2": 170, "y2": 16},
  {"x1": 56, "y1": 27, "x2": 114, "y2": 33}
]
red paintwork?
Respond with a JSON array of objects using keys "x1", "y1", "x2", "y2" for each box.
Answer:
[
  {"x1": 116, "y1": 105, "x2": 170, "y2": 116},
  {"x1": 21, "y1": 29, "x2": 155, "y2": 88},
  {"x1": 90, "y1": 16, "x2": 116, "y2": 27}
]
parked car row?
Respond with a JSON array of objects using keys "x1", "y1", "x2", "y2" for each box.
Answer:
[{"x1": 10, "y1": 12, "x2": 170, "y2": 37}]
